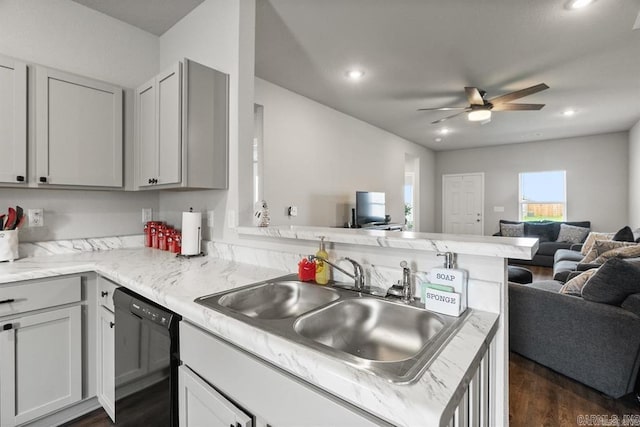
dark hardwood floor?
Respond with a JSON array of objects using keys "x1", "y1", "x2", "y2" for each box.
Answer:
[
  {"x1": 510, "y1": 352, "x2": 640, "y2": 426},
  {"x1": 66, "y1": 267, "x2": 640, "y2": 426}
]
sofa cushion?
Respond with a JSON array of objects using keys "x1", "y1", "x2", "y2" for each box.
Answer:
[
  {"x1": 525, "y1": 222, "x2": 556, "y2": 242},
  {"x1": 537, "y1": 242, "x2": 572, "y2": 257},
  {"x1": 527, "y1": 280, "x2": 564, "y2": 293},
  {"x1": 581, "y1": 232, "x2": 615, "y2": 255},
  {"x1": 582, "y1": 258, "x2": 640, "y2": 305},
  {"x1": 557, "y1": 224, "x2": 590, "y2": 244},
  {"x1": 592, "y1": 244, "x2": 640, "y2": 264},
  {"x1": 559, "y1": 268, "x2": 598, "y2": 296},
  {"x1": 613, "y1": 226, "x2": 635, "y2": 242},
  {"x1": 555, "y1": 248, "x2": 584, "y2": 263},
  {"x1": 621, "y1": 294, "x2": 640, "y2": 317},
  {"x1": 582, "y1": 240, "x2": 636, "y2": 263},
  {"x1": 500, "y1": 222, "x2": 524, "y2": 237}
]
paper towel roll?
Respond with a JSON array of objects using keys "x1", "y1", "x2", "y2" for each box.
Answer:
[{"x1": 181, "y1": 211, "x2": 202, "y2": 256}]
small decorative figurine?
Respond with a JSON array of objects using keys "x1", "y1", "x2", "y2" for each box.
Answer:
[{"x1": 254, "y1": 200, "x2": 270, "y2": 227}]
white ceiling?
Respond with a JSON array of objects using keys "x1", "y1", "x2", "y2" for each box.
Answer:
[
  {"x1": 72, "y1": 0, "x2": 640, "y2": 151},
  {"x1": 71, "y1": 0, "x2": 204, "y2": 36}
]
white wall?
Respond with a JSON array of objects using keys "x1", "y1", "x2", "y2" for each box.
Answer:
[
  {"x1": 255, "y1": 78, "x2": 437, "y2": 231},
  {"x1": 157, "y1": 0, "x2": 256, "y2": 240},
  {"x1": 630, "y1": 120, "x2": 640, "y2": 229},
  {"x1": 0, "y1": 0, "x2": 159, "y2": 242},
  {"x1": 435, "y1": 132, "x2": 630, "y2": 234}
]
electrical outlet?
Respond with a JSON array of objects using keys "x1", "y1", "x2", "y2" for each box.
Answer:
[
  {"x1": 207, "y1": 210, "x2": 215, "y2": 227},
  {"x1": 28, "y1": 209, "x2": 44, "y2": 227},
  {"x1": 142, "y1": 208, "x2": 152, "y2": 223},
  {"x1": 288, "y1": 206, "x2": 298, "y2": 217}
]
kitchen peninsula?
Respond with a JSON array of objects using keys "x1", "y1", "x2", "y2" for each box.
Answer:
[{"x1": 0, "y1": 228, "x2": 536, "y2": 426}]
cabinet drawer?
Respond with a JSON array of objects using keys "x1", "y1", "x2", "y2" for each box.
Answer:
[
  {"x1": 0, "y1": 276, "x2": 81, "y2": 317},
  {"x1": 98, "y1": 276, "x2": 119, "y2": 311}
]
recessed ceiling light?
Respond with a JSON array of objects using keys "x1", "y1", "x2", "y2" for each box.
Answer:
[
  {"x1": 568, "y1": 0, "x2": 594, "y2": 9},
  {"x1": 563, "y1": 109, "x2": 576, "y2": 117},
  {"x1": 346, "y1": 69, "x2": 365, "y2": 80},
  {"x1": 439, "y1": 128, "x2": 450, "y2": 135},
  {"x1": 434, "y1": 137, "x2": 443, "y2": 142}
]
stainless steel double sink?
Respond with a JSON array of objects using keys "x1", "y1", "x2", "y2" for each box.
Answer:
[{"x1": 195, "y1": 275, "x2": 466, "y2": 383}]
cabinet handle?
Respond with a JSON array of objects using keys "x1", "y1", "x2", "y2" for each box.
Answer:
[
  {"x1": 101, "y1": 291, "x2": 108, "y2": 297},
  {"x1": 2, "y1": 323, "x2": 13, "y2": 331},
  {"x1": 0, "y1": 299, "x2": 15, "y2": 305},
  {"x1": 153, "y1": 178, "x2": 158, "y2": 184},
  {"x1": 148, "y1": 178, "x2": 153, "y2": 184},
  {"x1": 16, "y1": 176, "x2": 25, "y2": 182},
  {"x1": 109, "y1": 322, "x2": 115, "y2": 328},
  {"x1": 39, "y1": 176, "x2": 47, "y2": 183}
]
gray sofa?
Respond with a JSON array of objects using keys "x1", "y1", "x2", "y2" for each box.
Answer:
[
  {"x1": 509, "y1": 280, "x2": 640, "y2": 398},
  {"x1": 494, "y1": 220, "x2": 591, "y2": 267}
]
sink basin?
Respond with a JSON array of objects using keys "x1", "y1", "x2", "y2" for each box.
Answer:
[
  {"x1": 216, "y1": 281, "x2": 339, "y2": 319},
  {"x1": 195, "y1": 274, "x2": 466, "y2": 383},
  {"x1": 294, "y1": 298, "x2": 444, "y2": 362}
]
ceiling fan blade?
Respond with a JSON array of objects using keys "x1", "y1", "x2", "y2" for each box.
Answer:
[
  {"x1": 465, "y1": 87, "x2": 484, "y2": 105},
  {"x1": 431, "y1": 110, "x2": 469, "y2": 124},
  {"x1": 492, "y1": 103, "x2": 545, "y2": 111},
  {"x1": 489, "y1": 83, "x2": 549, "y2": 105},
  {"x1": 417, "y1": 106, "x2": 468, "y2": 111}
]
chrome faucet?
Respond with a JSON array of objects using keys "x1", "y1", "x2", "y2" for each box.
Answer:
[
  {"x1": 400, "y1": 261, "x2": 412, "y2": 304},
  {"x1": 308, "y1": 255, "x2": 366, "y2": 291}
]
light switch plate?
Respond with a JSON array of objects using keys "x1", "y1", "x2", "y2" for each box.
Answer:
[{"x1": 142, "y1": 208, "x2": 152, "y2": 223}]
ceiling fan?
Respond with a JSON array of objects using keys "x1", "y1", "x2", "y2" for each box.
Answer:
[{"x1": 418, "y1": 83, "x2": 549, "y2": 124}]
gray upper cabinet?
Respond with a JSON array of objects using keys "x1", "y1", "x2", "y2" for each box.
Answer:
[
  {"x1": 135, "y1": 58, "x2": 228, "y2": 190},
  {"x1": 0, "y1": 55, "x2": 27, "y2": 185},
  {"x1": 36, "y1": 66, "x2": 123, "y2": 188}
]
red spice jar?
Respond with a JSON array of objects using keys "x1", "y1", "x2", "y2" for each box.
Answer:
[
  {"x1": 158, "y1": 228, "x2": 167, "y2": 251},
  {"x1": 150, "y1": 222, "x2": 164, "y2": 249},
  {"x1": 144, "y1": 221, "x2": 161, "y2": 247},
  {"x1": 167, "y1": 231, "x2": 175, "y2": 253},
  {"x1": 172, "y1": 233, "x2": 181, "y2": 254}
]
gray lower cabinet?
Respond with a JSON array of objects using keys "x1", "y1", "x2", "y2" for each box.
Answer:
[
  {"x1": 135, "y1": 58, "x2": 229, "y2": 190},
  {"x1": 96, "y1": 277, "x2": 118, "y2": 423},
  {"x1": 35, "y1": 66, "x2": 123, "y2": 188},
  {"x1": 0, "y1": 54, "x2": 27, "y2": 185},
  {"x1": 0, "y1": 305, "x2": 82, "y2": 426},
  {"x1": 178, "y1": 365, "x2": 251, "y2": 427},
  {"x1": 180, "y1": 321, "x2": 387, "y2": 427}
]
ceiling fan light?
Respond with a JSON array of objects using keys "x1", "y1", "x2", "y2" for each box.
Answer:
[{"x1": 468, "y1": 109, "x2": 492, "y2": 122}]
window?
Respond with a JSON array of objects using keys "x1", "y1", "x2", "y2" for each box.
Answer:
[{"x1": 519, "y1": 171, "x2": 566, "y2": 221}]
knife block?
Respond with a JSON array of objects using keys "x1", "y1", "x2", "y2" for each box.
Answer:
[{"x1": 0, "y1": 230, "x2": 19, "y2": 262}]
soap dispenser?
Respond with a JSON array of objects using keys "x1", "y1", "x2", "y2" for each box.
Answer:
[
  {"x1": 315, "y1": 237, "x2": 329, "y2": 285},
  {"x1": 431, "y1": 252, "x2": 468, "y2": 311}
]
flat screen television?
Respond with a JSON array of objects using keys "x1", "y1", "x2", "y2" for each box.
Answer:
[{"x1": 356, "y1": 191, "x2": 386, "y2": 226}]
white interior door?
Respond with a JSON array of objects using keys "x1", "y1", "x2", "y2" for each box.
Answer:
[{"x1": 443, "y1": 173, "x2": 484, "y2": 235}]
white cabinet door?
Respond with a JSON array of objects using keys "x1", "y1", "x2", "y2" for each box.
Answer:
[
  {"x1": 136, "y1": 63, "x2": 181, "y2": 188},
  {"x1": 97, "y1": 307, "x2": 115, "y2": 422},
  {"x1": 136, "y1": 77, "x2": 157, "y2": 188},
  {"x1": 36, "y1": 66, "x2": 123, "y2": 187},
  {"x1": 0, "y1": 306, "x2": 82, "y2": 426},
  {"x1": 156, "y1": 63, "x2": 182, "y2": 186},
  {"x1": 0, "y1": 55, "x2": 27, "y2": 185},
  {"x1": 178, "y1": 365, "x2": 251, "y2": 427}
]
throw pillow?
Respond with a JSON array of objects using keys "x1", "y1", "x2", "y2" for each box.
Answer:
[
  {"x1": 581, "y1": 240, "x2": 637, "y2": 264},
  {"x1": 500, "y1": 223, "x2": 524, "y2": 237},
  {"x1": 612, "y1": 226, "x2": 635, "y2": 242},
  {"x1": 524, "y1": 222, "x2": 555, "y2": 242},
  {"x1": 559, "y1": 268, "x2": 598, "y2": 296},
  {"x1": 580, "y1": 232, "x2": 614, "y2": 256},
  {"x1": 591, "y1": 244, "x2": 640, "y2": 264},
  {"x1": 556, "y1": 224, "x2": 590, "y2": 244},
  {"x1": 582, "y1": 258, "x2": 640, "y2": 305},
  {"x1": 633, "y1": 227, "x2": 640, "y2": 241}
]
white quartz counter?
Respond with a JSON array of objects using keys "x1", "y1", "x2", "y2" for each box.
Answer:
[
  {"x1": 0, "y1": 248, "x2": 498, "y2": 426},
  {"x1": 237, "y1": 225, "x2": 538, "y2": 260}
]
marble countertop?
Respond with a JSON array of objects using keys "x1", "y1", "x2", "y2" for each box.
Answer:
[
  {"x1": 237, "y1": 225, "x2": 538, "y2": 260},
  {"x1": 0, "y1": 248, "x2": 498, "y2": 426}
]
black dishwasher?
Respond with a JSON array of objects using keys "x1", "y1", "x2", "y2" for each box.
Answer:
[{"x1": 113, "y1": 288, "x2": 181, "y2": 426}]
